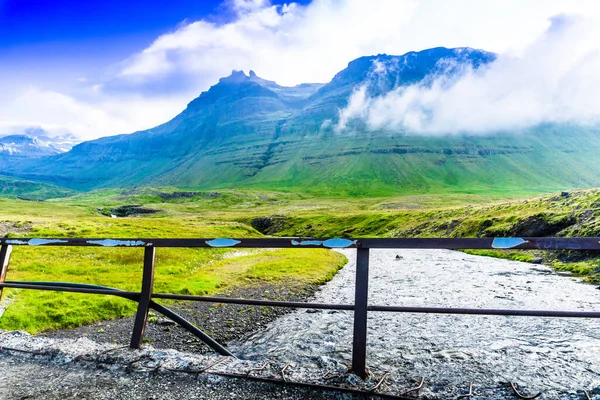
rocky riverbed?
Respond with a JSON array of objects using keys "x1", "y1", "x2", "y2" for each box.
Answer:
[{"x1": 233, "y1": 249, "x2": 600, "y2": 399}]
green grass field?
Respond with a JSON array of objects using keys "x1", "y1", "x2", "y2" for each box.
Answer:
[
  {"x1": 0, "y1": 198, "x2": 348, "y2": 333},
  {"x1": 1, "y1": 185, "x2": 599, "y2": 333}
]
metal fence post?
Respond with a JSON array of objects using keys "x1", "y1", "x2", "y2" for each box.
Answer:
[
  {"x1": 352, "y1": 247, "x2": 370, "y2": 379},
  {"x1": 0, "y1": 245, "x2": 13, "y2": 301},
  {"x1": 130, "y1": 246, "x2": 156, "y2": 349}
]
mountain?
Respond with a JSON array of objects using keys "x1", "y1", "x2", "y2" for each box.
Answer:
[
  {"x1": 3, "y1": 47, "x2": 600, "y2": 196},
  {"x1": 1, "y1": 127, "x2": 78, "y2": 151},
  {"x1": 0, "y1": 134, "x2": 65, "y2": 171},
  {"x1": 0, "y1": 126, "x2": 79, "y2": 170},
  {"x1": 0, "y1": 134, "x2": 62, "y2": 157},
  {"x1": 287, "y1": 47, "x2": 496, "y2": 133}
]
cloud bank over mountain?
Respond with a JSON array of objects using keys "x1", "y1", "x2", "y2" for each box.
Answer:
[
  {"x1": 114, "y1": 0, "x2": 418, "y2": 89},
  {"x1": 1, "y1": 0, "x2": 599, "y2": 139},
  {"x1": 336, "y1": 15, "x2": 600, "y2": 134}
]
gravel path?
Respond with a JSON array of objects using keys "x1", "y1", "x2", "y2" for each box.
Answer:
[{"x1": 0, "y1": 352, "x2": 341, "y2": 400}]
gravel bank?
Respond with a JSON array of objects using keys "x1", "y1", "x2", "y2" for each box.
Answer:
[
  {"x1": 0, "y1": 358, "x2": 321, "y2": 400},
  {"x1": 0, "y1": 331, "x2": 380, "y2": 400},
  {"x1": 44, "y1": 283, "x2": 318, "y2": 354}
]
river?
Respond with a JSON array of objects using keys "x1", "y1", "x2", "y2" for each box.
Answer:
[{"x1": 232, "y1": 249, "x2": 600, "y2": 398}]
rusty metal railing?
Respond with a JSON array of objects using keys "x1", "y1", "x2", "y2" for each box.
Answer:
[{"x1": 1, "y1": 236, "x2": 599, "y2": 379}]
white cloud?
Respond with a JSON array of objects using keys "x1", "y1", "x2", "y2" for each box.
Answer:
[
  {"x1": 0, "y1": 87, "x2": 186, "y2": 140},
  {"x1": 117, "y1": 0, "x2": 600, "y2": 89},
  {"x1": 115, "y1": 0, "x2": 420, "y2": 88},
  {"x1": 336, "y1": 14, "x2": 600, "y2": 134},
  {"x1": 2, "y1": 0, "x2": 600, "y2": 139},
  {"x1": 231, "y1": 0, "x2": 271, "y2": 12}
]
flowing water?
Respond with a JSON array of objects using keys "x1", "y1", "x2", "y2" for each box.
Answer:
[{"x1": 232, "y1": 249, "x2": 600, "y2": 398}]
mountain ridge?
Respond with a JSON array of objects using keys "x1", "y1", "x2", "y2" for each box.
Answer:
[{"x1": 3, "y1": 46, "x2": 600, "y2": 196}]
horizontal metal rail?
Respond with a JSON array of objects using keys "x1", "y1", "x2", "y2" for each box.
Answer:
[
  {"x1": 1, "y1": 236, "x2": 600, "y2": 382},
  {"x1": 0, "y1": 282, "x2": 140, "y2": 298},
  {"x1": 3, "y1": 282, "x2": 600, "y2": 319},
  {"x1": 1, "y1": 236, "x2": 599, "y2": 250},
  {"x1": 150, "y1": 292, "x2": 355, "y2": 310},
  {"x1": 366, "y1": 305, "x2": 600, "y2": 318}
]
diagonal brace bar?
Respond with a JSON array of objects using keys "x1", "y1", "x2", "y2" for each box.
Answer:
[{"x1": 2, "y1": 280, "x2": 234, "y2": 357}]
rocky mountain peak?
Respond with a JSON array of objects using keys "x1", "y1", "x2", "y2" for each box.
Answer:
[
  {"x1": 218, "y1": 70, "x2": 249, "y2": 84},
  {"x1": 0, "y1": 134, "x2": 38, "y2": 145},
  {"x1": 0, "y1": 134, "x2": 63, "y2": 158}
]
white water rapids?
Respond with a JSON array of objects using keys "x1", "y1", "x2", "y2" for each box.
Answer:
[{"x1": 233, "y1": 249, "x2": 600, "y2": 398}]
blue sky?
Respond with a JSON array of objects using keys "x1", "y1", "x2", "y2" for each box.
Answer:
[
  {"x1": 0, "y1": 0, "x2": 217, "y2": 47},
  {"x1": 0, "y1": 0, "x2": 308, "y2": 49},
  {"x1": 0, "y1": 0, "x2": 308, "y2": 75},
  {"x1": 0, "y1": 0, "x2": 598, "y2": 140},
  {"x1": 1, "y1": 0, "x2": 210, "y2": 73}
]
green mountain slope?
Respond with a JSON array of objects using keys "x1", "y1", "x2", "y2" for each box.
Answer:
[
  {"x1": 0, "y1": 175, "x2": 75, "y2": 200},
  {"x1": 3, "y1": 47, "x2": 600, "y2": 196}
]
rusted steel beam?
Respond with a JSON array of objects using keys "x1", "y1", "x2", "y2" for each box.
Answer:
[
  {"x1": 208, "y1": 370, "x2": 414, "y2": 400},
  {"x1": 0, "y1": 238, "x2": 355, "y2": 248},
  {"x1": 148, "y1": 300, "x2": 236, "y2": 357},
  {"x1": 0, "y1": 282, "x2": 355, "y2": 309},
  {"x1": 130, "y1": 246, "x2": 156, "y2": 349},
  {"x1": 358, "y1": 237, "x2": 600, "y2": 250},
  {"x1": 1, "y1": 237, "x2": 599, "y2": 250},
  {"x1": 0, "y1": 245, "x2": 12, "y2": 301},
  {"x1": 352, "y1": 247, "x2": 370, "y2": 379}
]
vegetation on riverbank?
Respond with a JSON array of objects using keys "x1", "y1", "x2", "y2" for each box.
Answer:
[
  {"x1": 0, "y1": 246, "x2": 346, "y2": 333},
  {"x1": 245, "y1": 188, "x2": 599, "y2": 282},
  {"x1": 1, "y1": 186, "x2": 599, "y2": 333}
]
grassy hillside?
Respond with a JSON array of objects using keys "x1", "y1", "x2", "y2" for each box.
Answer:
[
  {"x1": 249, "y1": 188, "x2": 600, "y2": 239},
  {"x1": 14, "y1": 126, "x2": 600, "y2": 198},
  {"x1": 56, "y1": 187, "x2": 600, "y2": 282},
  {"x1": 0, "y1": 175, "x2": 75, "y2": 201},
  {"x1": 227, "y1": 126, "x2": 600, "y2": 197}
]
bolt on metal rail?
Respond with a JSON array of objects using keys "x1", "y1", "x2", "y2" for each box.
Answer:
[{"x1": 1, "y1": 236, "x2": 600, "y2": 379}]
